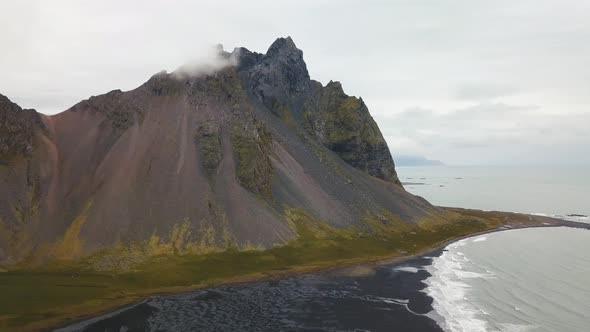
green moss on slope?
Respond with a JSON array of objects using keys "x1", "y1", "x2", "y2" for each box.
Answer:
[
  {"x1": 304, "y1": 81, "x2": 401, "y2": 185},
  {"x1": 195, "y1": 121, "x2": 223, "y2": 184},
  {"x1": 231, "y1": 117, "x2": 274, "y2": 199}
]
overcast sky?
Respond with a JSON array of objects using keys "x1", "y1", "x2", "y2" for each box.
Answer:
[{"x1": 1, "y1": 0, "x2": 589, "y2": 165}]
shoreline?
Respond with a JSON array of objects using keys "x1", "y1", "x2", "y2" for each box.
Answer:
[{"x1": 50, "y1": 213, "x2": 590, "y2": 331}]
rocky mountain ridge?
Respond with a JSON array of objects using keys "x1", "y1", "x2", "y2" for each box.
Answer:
[
  {"x1": 234, "y1": 37, "x2": 401, "y2": 185},
  {"x1": 0, "y1": 37, "x2": 434, "y2": 265}
]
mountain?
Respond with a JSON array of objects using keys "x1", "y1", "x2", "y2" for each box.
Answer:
[
  {"x1": 394, "y1": 155, "x2": 445, "y2": 167},
  {"x1": 0, "y1": 37, "x2": 438, "y2": 265}
]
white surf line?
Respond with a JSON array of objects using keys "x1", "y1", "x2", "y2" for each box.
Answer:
[
  {"x1": 472, "y1": 236, "x2": 487, "y2": 242},
  {"x1": 423, "y1": 238, "x2": 492, "y2": 332}
]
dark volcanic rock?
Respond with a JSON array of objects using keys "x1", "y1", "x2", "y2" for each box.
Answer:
[
  {"x1": 238, "y1": 37, "x2": 311, "y2": 120},
  {"x1": 0, "y1": 94, "x2": 44, "y2": 161},
  {"x1": 70, "y1": 89, "x2": 145, "y2": 130},
  {"x1": 235, "y1": 37, "x2": 401, "y2": 185},
  {"x1": 308, "y1": 81, "x2": 401, "y2": 185},
  {"x1": 196, "y1": 120, "x2": 223, "y2": 185},
  {"x1": 0, "y1": 95, "x2": 46, "y2": 264},
  {"x1": 231, "y1": 114, "x2": 274, "y2": 200}
]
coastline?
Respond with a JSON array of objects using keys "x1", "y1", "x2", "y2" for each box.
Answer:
[
  {"x1": 49, "y1": 212, "x2": 590, "y2": 332},
  {"x1": 421, "y1": 221, "x2": 590, "y2": 332}
]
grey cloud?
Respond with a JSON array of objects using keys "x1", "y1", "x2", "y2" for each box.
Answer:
[
  {"x1": 377, "y1": 101, "x2": 590, "y2": 164},
  {"x1": 1, "y1": 0, "x2": 589, "y2": 165},
  {"x1": 454, "y1": 83, "x2": 520, "y2": 101}
]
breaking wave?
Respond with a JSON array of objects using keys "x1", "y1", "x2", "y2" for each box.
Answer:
[
  {"x1": 424, "y1": 227, "x2": 590, "y2": 332},
  {"x1": 423, "y1": 239, "x2": 501, "y2": 332}
]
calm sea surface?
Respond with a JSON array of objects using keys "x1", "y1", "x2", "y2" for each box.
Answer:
[
  {"x1": 399, "y1": 166, "x2": 590, "y2": 332},
  {"x1": 397, "y1": 165, "x2": 590, "y2": 219}
]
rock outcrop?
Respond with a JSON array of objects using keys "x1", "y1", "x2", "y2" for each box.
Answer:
[
  {"x1": 0, "y1": 94, "x2": 45, "y2": 161},
  {"x1": 236, "y1": 37, "x2": 401, "y2": 185}
]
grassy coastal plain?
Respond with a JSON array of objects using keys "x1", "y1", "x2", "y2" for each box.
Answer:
[{"x1": 0, "y1": 208, "x2": 578, "y2": 332}]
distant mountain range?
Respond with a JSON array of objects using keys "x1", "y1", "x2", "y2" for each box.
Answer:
[{"x1": 394, "y1": 155, "x2": 445, "y2": 167}]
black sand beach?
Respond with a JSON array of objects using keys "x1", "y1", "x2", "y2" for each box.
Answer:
[{"x1": 54, "y1": 253, "x2": 445, "y2": 332}]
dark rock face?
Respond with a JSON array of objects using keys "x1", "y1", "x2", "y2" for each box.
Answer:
[
  {"x1": 308, "y1": 81, "x2": 401, "y2": 185},
  {"x1": 70, "y1": 89, "x2": 145, "y2": 130},
  {"x1": 238, "y1": 37, "x2": 311, "y2": 120},
  {"x1": 235, "y1": 37, "x2": 401, "y2": 185},
  {"x1": 230, "y1": 115, "x2": 274, "y2": 200},
  {"x1": 0, "y1": 95, "x2": 45, "y2": 264},
  {"x1": 196, "y1": 121, "x2": 223, "y2": 185},
  {"x1": 0, "y1": 94, "x2": 44, "y2": 162}
]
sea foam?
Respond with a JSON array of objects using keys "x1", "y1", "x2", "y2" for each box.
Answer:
[
  {"x1": 472, "y1": 236, "x2": 487, "y2": 242},
  {"x1": 424, "y1": 239, "x2": 489, "y2": 332},
  {"x1": 424, "y1": 234, "x2": 543, "y2": 332},
  {"x1": 423, "y1": 237, "x2": 513, "y2": 332}
]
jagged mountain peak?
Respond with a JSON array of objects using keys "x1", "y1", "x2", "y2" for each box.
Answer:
[
  {"x1": 324, "y1": 80, "x2": 346, "y2": 94},
  {"x1": 0, "y1": 93, "x2": 14, "y2": 106},
  {"x1": 0, "y1": 94, "x2": 29, "y2": 113},
  {"x1": 266, "y1": 36, "x2": 299, "y2": 56}
]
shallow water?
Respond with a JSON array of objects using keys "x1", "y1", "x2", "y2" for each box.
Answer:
[{"x1": 425, "y1": 227, "x2": 590, "y2": 332}]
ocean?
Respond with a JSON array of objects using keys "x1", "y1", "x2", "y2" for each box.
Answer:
[
  {"x1": 398, "y1": 166, "x2": 590, "y2": 332},
  {"x1": 425, "y1": 228, "x2": 590, "y2": 332},
  {"x1": 397, "y1": 165, "x2": 590, "y2": 220}
]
